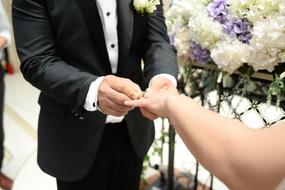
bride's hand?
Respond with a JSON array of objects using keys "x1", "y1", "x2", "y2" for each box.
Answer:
[{"x1": 124, "y1": 88, "x2": 179, "y2": 119}]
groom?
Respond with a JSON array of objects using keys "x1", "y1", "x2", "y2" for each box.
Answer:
[{"x1": 12, "y1": 0, "x2": 178, "y2": 189}]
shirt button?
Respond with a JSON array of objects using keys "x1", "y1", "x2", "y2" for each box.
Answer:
[
  {"x1": 92, "y1": 102, "x2": 96, "y2": 107},
  {"x1": 106, "y1": 12, "x2": 110, "y2": 16},
  {"x1": 111, "y1": 44, "x2": 115, "y2": 48}
]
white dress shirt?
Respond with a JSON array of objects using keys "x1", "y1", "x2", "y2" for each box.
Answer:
[
  {"x1": 84, "y1": 0, "x2": 176, "y2": 123},
  {"x1": 0, "y1": 1, "x2": 11, "y2": 59}
]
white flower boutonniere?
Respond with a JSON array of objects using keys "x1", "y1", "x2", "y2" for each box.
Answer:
[{"x1": 133, "y1": 0, "x2": 160, "y2": 15}]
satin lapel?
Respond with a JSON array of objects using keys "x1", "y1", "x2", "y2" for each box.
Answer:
[
  {"x1": 76, "y1": 0, "x2": 111, "y2": 73},
  {"x1": 117, "y1": 0, "x2": 134, "y2": 70}
]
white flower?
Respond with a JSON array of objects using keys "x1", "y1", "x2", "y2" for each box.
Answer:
[
  {"x1": 278, "y1": 51, "x2": 285, "y2": 63},
  {"x1": 228, "y1": 0, "x2": 284, "y2": 22},
  {"x1": 188, "y1": 12, "x2": 225, "y2": 50},
  {"x1": 248, "y1": 46, "x2": 279, "y2": 72},
  {"x1": 133, "y1": 0, "x2": 160, "y2": 15},
  {"x1": 167, "y1": 0, "x2": 285, "y2": 74},
  {"x1": 280, "y1": 2, "x2": 285, "y2": 15},
  {"x1": 166, "y1": 6, "x2": 191, "y2": 33},
  {"x1": 251, "y1": 15, "x2": 285, "y2": 49},
  {"x1": 211, "y1": 38, "x2": 250, "y2": 74},
  {"x1": 171, "y1": 0, "x2": 205, "y2": 13},
  {"x1": 247, "y1": 14, "x2": 285, "y2": 71},
  {"x1": 200, "y1": 0, "x2": 212, "y2": 5},
  {"x1": 173, "y1": 27, "x2": 191, "y2": 58}
]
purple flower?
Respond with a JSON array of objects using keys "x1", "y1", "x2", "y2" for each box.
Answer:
[
  {"x1": 207, "y1": 0, "x2": 228, "y2": 24},
  {"x1": 224, "y1": 19, "x2": 253, "y2": 44},
  {"x1": 190, "y1": 41, "x2": 211, "y2": 64}
]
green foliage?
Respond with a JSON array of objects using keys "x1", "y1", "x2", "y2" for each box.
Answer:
[
  {"x1": 141, "y1": 122, "x2": 169, "y2": 179},
  {"x1": 233, "y1": 66, "x2": 254, "y2": 97},
  {"x1": 267, "y1": 73, "x2": 285, "y2": 106}
]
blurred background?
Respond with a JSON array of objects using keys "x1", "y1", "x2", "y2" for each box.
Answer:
[
  {"x1": 0, "y1": 0, "x2": 228, "y2": 189},
  {"x1": 2, "y1": 0, "x2": 284, "y2": 190}
]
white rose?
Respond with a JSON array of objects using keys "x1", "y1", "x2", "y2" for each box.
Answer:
[
  {"x1": 211, "y1": 39, "x2": 250, "y2": 74},
  {"x1": 133, "y1": 0, "x2": 160, "y2": 14},
  {"x1": 248, "y1": 46, "x2": 279, "y2": 72},
  {"x1": 174, "y1": 27, "x2": 191, "y2": 57},
  {"x1": 188, "y1": 12, "x2": 224, "y2": 50},
  {"x1": 133, "y1": 0, "x2": 148, "y2": 7}
]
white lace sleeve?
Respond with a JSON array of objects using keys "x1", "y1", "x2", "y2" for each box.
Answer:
[{"x1": 275, "y1": 178, "x2": 285, "y2": 190}]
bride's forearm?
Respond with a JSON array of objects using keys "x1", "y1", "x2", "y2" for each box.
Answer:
[
  {"x1": 165, "y1": 95, "x2": 255, "y2": 188},
  {"x1": 165, "y1": 95, "x2": 285, "y2": 189}
]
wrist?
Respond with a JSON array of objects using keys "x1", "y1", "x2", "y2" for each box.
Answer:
[
  {"x1": 165, "y1": 94, "x2": 181, "y2": 119},
  {"x1": 83, "y1": 76, "x2": 105, "y2": 112}
]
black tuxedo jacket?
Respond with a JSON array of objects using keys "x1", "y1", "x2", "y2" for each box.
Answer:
[{"x1": 12, "y1": 0, "x2": 178, "y2": 181}]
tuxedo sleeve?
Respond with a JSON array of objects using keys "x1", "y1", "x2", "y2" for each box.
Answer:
[
  {"x1": 12, "y1": 0, "x2": 97, "y2": 106},
  {"x1": 142, "y1": 0, "x2": 178, "y2": 83}
]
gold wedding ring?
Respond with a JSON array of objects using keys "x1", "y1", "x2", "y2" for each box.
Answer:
[{"x1": 142, "y1": 88, "x2": 150, "y2": 97}]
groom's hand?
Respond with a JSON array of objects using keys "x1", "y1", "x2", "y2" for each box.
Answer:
[
  {"x1": 98, "y1": 75, "x2": 142, "y2": 116},
  {"x1": 140, "y1": 76, "x2": 176, "y2": 120}
]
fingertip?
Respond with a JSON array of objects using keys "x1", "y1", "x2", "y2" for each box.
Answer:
[
  {"x1": 125, "y1": 101, "x2": 136, "y2": 108},
  {"x1": 124, "y1": 100, "x2": 130, "y2": 106}
]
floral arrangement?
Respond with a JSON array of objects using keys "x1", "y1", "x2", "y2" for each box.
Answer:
[
  {"x1": 166, "y1": 0, "x2": 285, "y2": 104},
  {"x1": 133, "y1": 0, "x2": 160, "y2": 15}
]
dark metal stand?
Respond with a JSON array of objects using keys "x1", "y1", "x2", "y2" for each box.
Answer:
[
  {"x1": 193, "y1": 162, "x2": 199, "y2": 189},
  {"x1": 164, "y1": 63, "x2": 285, "y2": 190},
  {"x1": 167, "y1": 125, "x2": 176, "y2": 190}
]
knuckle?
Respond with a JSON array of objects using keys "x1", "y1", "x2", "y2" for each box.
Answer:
[
  {"x1": 126, "y1": 79, "x2": 132, "y2": 84},
  {"x1": 105, "y1": 75, "x2": 114, "y2": 83},
  {"x1": 123, "y1": 106, "x2": 131, "y2": 112},
  {"x1": 99, "y1": 83, "x2": 105, "y2": 90},
  {"x1": 103, "y1": 76, "x2": 109, "y2": 82},
  {"x1": 135, "y1": 84, "x2": 140, "y2": 89},
  {"x1": 100, "y1": 106, "x2": 107, "y2": 113},
  {"x1": 121, "y1": 85, "x2": 127, "y2": 92},
  {"x1": 100, "y1": 86, "x2": 111, "y2": 97}
]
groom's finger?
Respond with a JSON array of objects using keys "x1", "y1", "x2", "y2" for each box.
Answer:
[
  {"x1": 100, "y1": 103, "x2": 128, "y2": 117},
  {"x1": 104, "y1": 96, "x2": 132, "y2": 112},
  {"x1": 124, "y1": 99, "x2": 147, "y2": 107},
  {"x1": 109, "y1": 77, "x2": 142, "y2": 100},
  {"x1": 120, "y1": 85, "x2": 142, "y2": 100}
]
